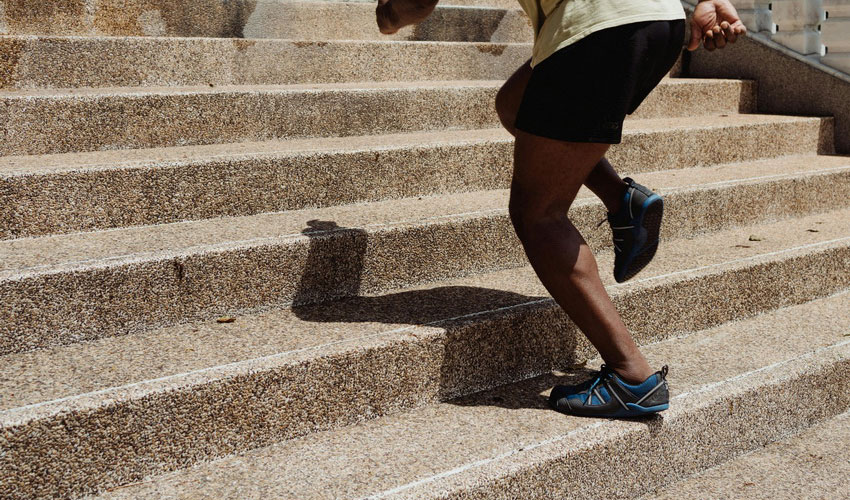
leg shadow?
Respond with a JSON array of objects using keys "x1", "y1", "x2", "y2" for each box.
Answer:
[{"x1": 291, "y1": 220, "x2": 586, "y2": 410}]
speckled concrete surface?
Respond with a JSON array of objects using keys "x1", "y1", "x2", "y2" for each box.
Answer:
[
  {"x1": 0, "y1": 114, "x2": 831, "y2": 239},
  {"x1": 645, "y1": 410, "x2": 850, "y2": 500},
  {"x1": 688, "y1": 28, "x2": 850, "y2": 154},
  {"x1": 2, "y1": 210, "x2": 849, "y2": 498},
  {"x1": 2, "y1": 157, "x2": 849, "y2": 354},
  {"x1": 3, "y1": 207, "x2": 849, "y2": 409},
  {"x1": 1, "y1": 3, "x2": 847, "y2": 497},
  {"x1": 0, "y1": 0, "x2": 531, "y2": 41},
  {"x1": 81, "y1": 293, "x2": 850, "y2": 500},
  {"x1": 0, "y1": 37, "x2": 531, "y2": 89},
  {"x1": 234, "y1": 2, "x2": 532, "y2": 43},
  {"x1": 0, "y1": 80, "x2": 501, "y2": 156},
  {"x1": 0, "y1": 79, "x2": 755, "y2": 156}
]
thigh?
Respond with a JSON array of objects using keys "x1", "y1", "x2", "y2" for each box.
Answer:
[
  {"x1": 495, "y1": 59, "x2": 532, "y2": 123},
  {"x1": 511, "y1": 131, "x2": 610, "y2": 215}
]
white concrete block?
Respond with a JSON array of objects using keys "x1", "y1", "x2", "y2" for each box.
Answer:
[
  {"x1": 772, "y1": 0, "x2": 824, "y2": 31},
  {"x1": 823, "y1": 0, "x2": 850, "y2": 18},
  {"x1": 822, "y1": 18, "x2": 850, "y2": 51},
  {"x1": 773, "y1": 28, "x2": 825, "y2": 54}
]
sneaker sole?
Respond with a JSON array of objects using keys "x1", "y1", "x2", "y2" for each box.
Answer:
[
  {"x1": 549, "y1": 400, "x2": 670, "y2": 418},
  {"x1": 617, "y1": 196, "x2": 663, "y2": 283}
]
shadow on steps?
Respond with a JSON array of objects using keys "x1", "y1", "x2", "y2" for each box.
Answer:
[{"x1": 290, "y1": 219, "x2": 588, "y2": 410}]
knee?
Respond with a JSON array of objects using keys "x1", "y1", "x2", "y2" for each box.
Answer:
[{"x1": 508, "y1": 190, "x2": 561, "y2": 241}]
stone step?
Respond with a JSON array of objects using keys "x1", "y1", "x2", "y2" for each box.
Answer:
[
  {"x1": 368, "y1": 0, "x2": 524, "y2": 8},
  {"x1": 0, "y1": 37, "x2": 531, "y2": 90},
  {"x1": 78, "y1": 288, "x2": 850, "y2": 499},
  {"x1": 646, "y1": 408, "x2": 850, "y2": 499},
  {"x1": 644, "y1": 410, "x2": 850, "y2": 499},
  {"x1": 0, "y1": 1, "x2": 530, "y2": 42},
  {"x1": 1, "y1": 154, "x2": 848, "y2": 355},
  {"x1": 0, "y1": 78, "x2": 756, "y2": 156},
  {"x1": 3, "y1": 211, "x2": 850, "y2": 498},
  {"x1": 1, "y1": 114, "x2": 831, "y2": 239}
]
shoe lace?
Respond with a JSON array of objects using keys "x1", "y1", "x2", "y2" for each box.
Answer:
[
  {"x1": 596, "y1": 218, "x2": 634, "y2": 253},
  {"x1": 581, "y1": 365, "x2": 628, "y2": 409}
]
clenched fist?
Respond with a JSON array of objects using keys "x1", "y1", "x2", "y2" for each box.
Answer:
[
  {"x1": 688, "y1": 0, "x2": 747, "y2": 51},
  {"x1": 376, "y1": 0, "x2": 439, "y2": 35}
]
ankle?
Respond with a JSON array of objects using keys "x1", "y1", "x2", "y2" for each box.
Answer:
[
  {"x1": 603, "y1": 181, "x2": 628, "y2": 214},
  {"x1": 607, "y1": 360, "x2": 655, "y2": 385}
]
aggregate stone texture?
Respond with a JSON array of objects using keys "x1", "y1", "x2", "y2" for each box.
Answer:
[
  {"x1": 645, "y1": 410, "x2": 850, "y2": 500},
  {"x1": 85, "y1": 293, "x2": 850, "y2": 499},
  {"x1": 0, "y1": 37, "x2": 532, "y2": 89},
  {"x1": 2, "y1": 211, "x2": 849, "y2": 498},
  {"x1": 3, "y1": 207, "x2": 849, "y2": 410},
  {"x1": 0, "y1": 0, "x2": 532, "y2": 41},
  {"x1": 2, "y1": 162, "x2": 849, "y2": 354},
  {"x1": 689, "y1": 31, "x2": 850, "y2": 153},
  {"x1": 0, "y1": 79, "x2": 755, "y2": 156},
  {"x1": 0, "y1": 81, "x2": 499, "y2": 156},
  {"x1": 0, "y1": 4, "x2": 846, "y2": 498},
  {"x1": 237, "y1": 2, "x2": 533, "y2": 43},
  {"x1": 0, "y1": 114, "x2": 832, "y2": 239}
]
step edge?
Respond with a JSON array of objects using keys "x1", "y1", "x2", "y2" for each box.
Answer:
[{"x1": 3, "y1": 237, "x2": 847, "y2": 428}]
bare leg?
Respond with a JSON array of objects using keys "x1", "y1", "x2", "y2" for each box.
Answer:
[
  {"x1": 495, "y1": 62, "x2": 627, "y2": 214},
  {"x1": 510, "y1": 132, "x2": 654, "y2": 383}
]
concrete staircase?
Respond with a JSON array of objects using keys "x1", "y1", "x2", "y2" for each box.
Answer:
[{"x1": 1, "y1": 1, "x2": 849, "y2": 498}]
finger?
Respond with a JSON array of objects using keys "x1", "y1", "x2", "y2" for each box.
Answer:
[
  {"x1": 704, "y1": 35, "x2": 716, "y2": 51},
  {"x1": 714, "y1": 28, "x2": 727, "y2": 48},
  {"x1": 723, "y1": 23, "x2": 738, "y2": 43},
  {"x1": 687, "y1": 20, "x2": 703, "y2": 51}
]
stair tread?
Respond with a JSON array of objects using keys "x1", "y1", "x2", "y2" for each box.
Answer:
[
  {"x1": 2, "y1": 153, "x2": 847, "y2": 276},
  {"x1": 0, "y1": 77, "x2": 745, "y2": 98},
  {"x1": 0, "y1": 35, "x2": 531, "y2": 45},
  {"x1": 645, "y1": 411, "x2": 850, "y2": 500},
  {"x1": 89, "y1": 291, "x2": 850, "y2": 499},
  {"x1": 0, "y1": 113, "x2": 818, "y2": 178},
  {"x1": 2, "y1": 207, "x2": 848, "y2": 416},
  {"x1": 0, "y1": 79, "x2": 502, "y2": 97}
]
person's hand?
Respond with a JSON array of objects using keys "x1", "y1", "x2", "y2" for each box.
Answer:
[
  {"x1": 376, "y1": 0, "x2": 401, "y2": 34},
  {"x1": 376, "y1": 0, "x2": 439, "y2": 35},
  {"x1": 688, "y1": 0, "x2": 747, "y2": 51}
]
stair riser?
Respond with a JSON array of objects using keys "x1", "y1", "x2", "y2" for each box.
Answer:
[
  {"x1": 0, "y1": 37, "x2": 530, "y2": 90},
  {"x1": 424, "y1": 355, "x2": 850, "y2": 500},
  {"x1": 3, "y1": 244, "x2": 847, "y2": 499},
  {"x1": 3, "y1": 168, "x2": 849, "y2": 355},
  {"x1": 0, "y1": 80, "x2": 755, "y2": 156},
  {"x1": 1, "y1": 117, "x2": 829, "y2": 240},
  {"x1": 0, "y1": 0, "x2": 531, "y2": 42}
]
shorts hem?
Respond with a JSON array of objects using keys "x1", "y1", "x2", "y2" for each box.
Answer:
[{"x1": 514, "y1": 122, "x2": 623, "y2": 145}]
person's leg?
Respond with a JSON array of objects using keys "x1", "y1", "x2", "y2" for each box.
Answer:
[
  {"x1": 496, "y1": 63, "x2": 627, "y2": 214},
  {"x1": 509, "y1": 130, "x2": 653, "y2": 384}
]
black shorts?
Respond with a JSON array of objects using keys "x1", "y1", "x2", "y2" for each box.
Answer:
[{"x1": 515, "y1": 19, "x2": 686, "y2": 144}]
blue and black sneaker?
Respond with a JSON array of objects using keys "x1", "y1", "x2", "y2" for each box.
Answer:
[
  {"x1": 606, "y1": 177, "x2": 663, "y2": 283},
  {"x1": 549, "y1": 365, "x2": 670, "y2": 418}
]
